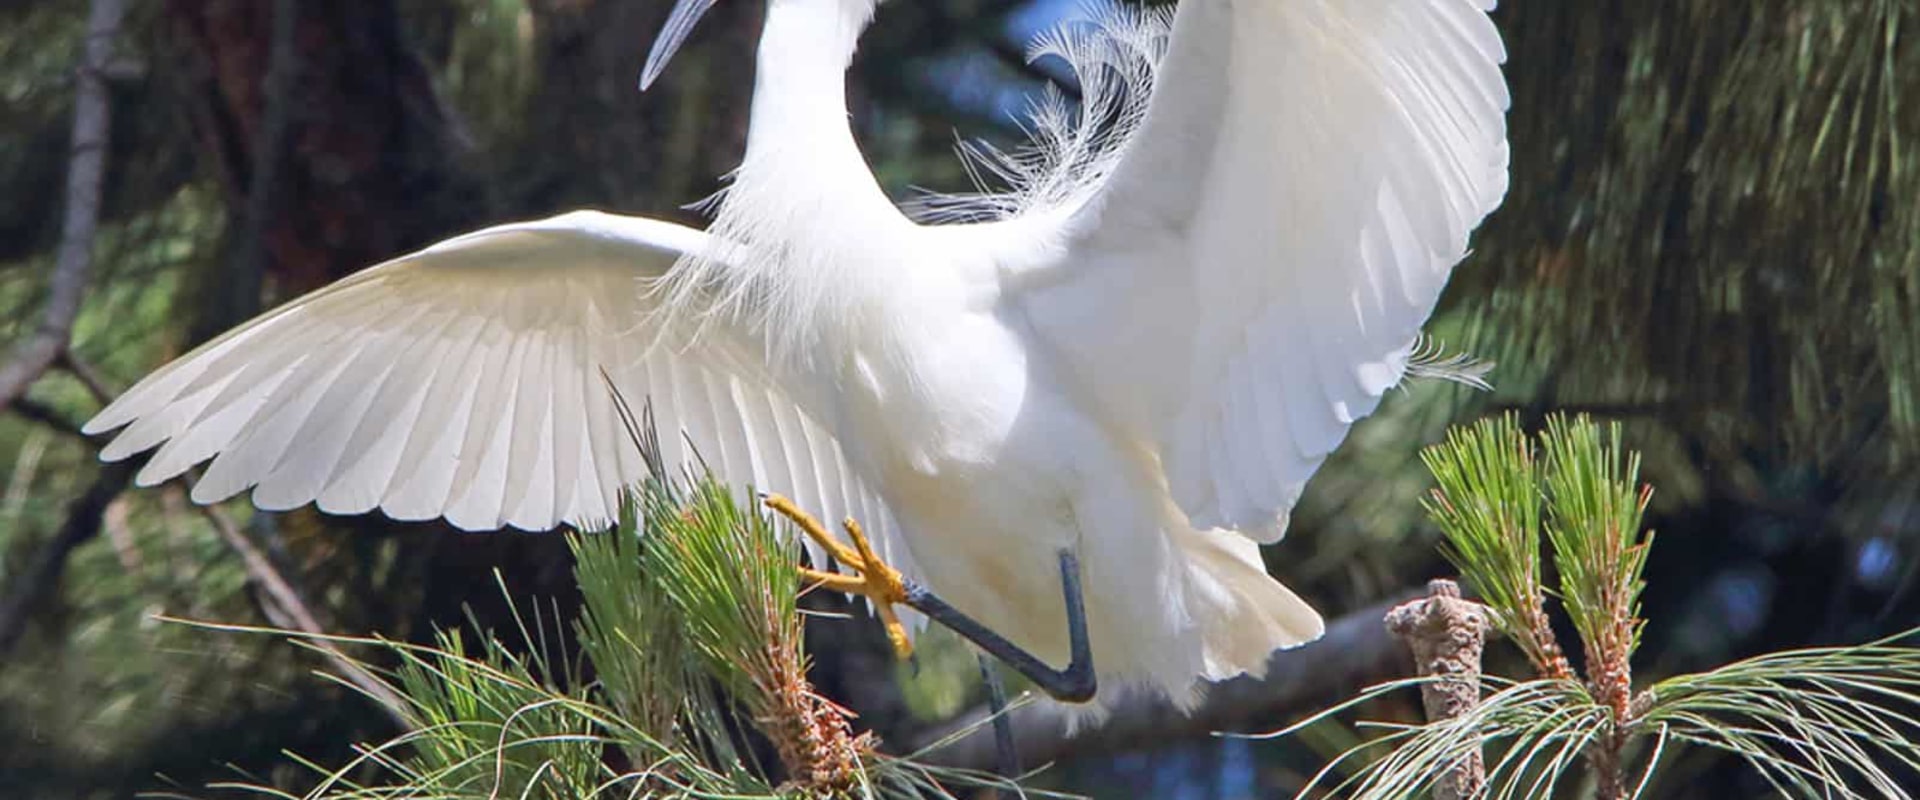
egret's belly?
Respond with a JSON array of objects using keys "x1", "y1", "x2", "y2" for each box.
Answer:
[
  {"x1": 823, "y1": 314, "x2": 1311, "y2": 702},
  {"x1": 835, "y1": 310, "x2": 1132, "y2": 662},
  {"x1": 879, "y1": 422, "x2": 1096, "y2": 664}
]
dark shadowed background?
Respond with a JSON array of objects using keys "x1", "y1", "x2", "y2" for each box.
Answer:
[{"x1": 1, "y1": 0, "x2": 1916, "y2": 797}]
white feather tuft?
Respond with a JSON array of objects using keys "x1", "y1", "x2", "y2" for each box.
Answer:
[
  {"x1": 910, "y1": 4, "x2": 1174, "y2": 226},
  {"x1": 1400, "y1": 334, "x2": 1495, "y2": 391}
]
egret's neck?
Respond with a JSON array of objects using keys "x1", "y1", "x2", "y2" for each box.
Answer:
[
  {"x1": 670, "y1": 0, "x2": 924, "y2": 369},
  {"x1": 737, "y1": 0, "x2": 890, "y2": 215}
]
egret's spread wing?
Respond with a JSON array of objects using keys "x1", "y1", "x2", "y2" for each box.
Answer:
[
  {"x1": 86, "y1": 211, "x2": 902, "y2": 565},
  {"x1": 1016, "y1": 0, "x2": 1508, "y2": 539}
]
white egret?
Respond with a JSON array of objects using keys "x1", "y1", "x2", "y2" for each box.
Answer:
[{"x1": 85, "y1": 0, "x2": 1508, "y2": 709}]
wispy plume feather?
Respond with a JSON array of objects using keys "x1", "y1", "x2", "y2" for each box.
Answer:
[
  {"x1": 1403, "y1": 334, "x2": 1496, "y2": 391},
  {"x1": 911, "y1": 3, "x2": 1174, "y2": 225}
]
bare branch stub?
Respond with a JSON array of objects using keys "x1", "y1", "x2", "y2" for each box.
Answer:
[{"x1": 1386, "y1": 578, "x2": 1492, "y2": 800}]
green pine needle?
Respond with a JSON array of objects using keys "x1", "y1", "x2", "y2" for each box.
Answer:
[
  {"x1": 1287, "y1": 414, "x2": 1920, "y2": 799},
  {"x1": 1541, "y1": 415, "x2": 1652, "y2": 672},
  {"x1": 637, "y1": 473, "x2": 804, "y2": 708},
  {"x1": 570, "y1": 495, "x2": 693, "y2": 760},
  {"x1": 1301, "y1": 676, "x2": 1606, "y2": 800},
  {"x1": 1643, "y1": 635, "x2": 1920, "y2": 799},
  {"x1": 1420, "y1": 413, "x2": 1562, "y2": 675},
  {"x1": 381, "y1": 627, "x2": 606, "y2": 800}
]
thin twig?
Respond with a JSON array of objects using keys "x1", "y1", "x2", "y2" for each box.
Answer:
[
  {"x1": 8, "y1": 397, "x2": 88, "y2": 440},
  {"x1": 0, "y1": 0, "x2": 126, "y2": 408},
  {"x1": 10, "y1": 350, "x2": 409, "y2": 724},
  {"x1": 195, "y1": 499, "x2": 410, "y2": 726},
  {"x1": 1385, "y1": 579, "x2": 1491, "y2": 800},
  {"x1": 58, "y1": 351, "x2": 114, "y2": 407}
]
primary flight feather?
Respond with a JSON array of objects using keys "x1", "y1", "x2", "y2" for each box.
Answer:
[{"x1": 87, "y1": 0, "x2": 1508, "y2": 708}]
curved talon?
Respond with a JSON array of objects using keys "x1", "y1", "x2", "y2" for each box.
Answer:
[{"x1": 765, "y1": 494, "x2": 913, "y2": 659}]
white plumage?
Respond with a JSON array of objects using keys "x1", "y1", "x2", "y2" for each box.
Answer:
[{"x1": 86, "y1": 0, "x2": 1508, "y2": 708}]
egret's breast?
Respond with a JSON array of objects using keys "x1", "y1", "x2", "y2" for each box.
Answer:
[{"x1": 843, "y1": 308, "x2": 1032, "y2": 475}]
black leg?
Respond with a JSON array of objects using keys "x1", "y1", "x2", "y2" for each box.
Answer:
[
  {"x1": 977, "y1": 654, "x2": 1022, "y2": 777},
  {"x1": 902, "y1": 548, "x2": 1097, "y2": 703}
]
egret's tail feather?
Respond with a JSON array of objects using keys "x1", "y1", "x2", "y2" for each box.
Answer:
[{"x1": 1176, "y1": 528, "x2": 1325, "y2": 685}]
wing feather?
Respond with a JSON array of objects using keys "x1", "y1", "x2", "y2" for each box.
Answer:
[
  {"x1": 443, "y1": 314, "x2": 526, "y2": 529},
  {"x1": 319, "y1": 331, "x2": 441, "y2": 515},
  {"x1": 259, "y1": 335, "x2": 402, "y2": 509},
  {"x1": 545, "y1": 320, "x2": 588, "y2": 523},
  {"x1": 1015, "y1": 0, "x2": 1508, "y2": 542},
  {"x1": 86, "y1": 212, "x2": 912, "y2": 577},
  {"x1": 704, "y1": 370, "x2": 752, "y2": 495},
  {"x1": 381, "y1": 315, "x2": 492, "y2": 519},
  {"x1": 501, "y1": 325, "x2": 559, "y2": 530}
]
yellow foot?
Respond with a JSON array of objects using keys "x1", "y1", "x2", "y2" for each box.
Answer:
[{"x1": 764, "y1": 494, "x2": 913, "y2": 660}]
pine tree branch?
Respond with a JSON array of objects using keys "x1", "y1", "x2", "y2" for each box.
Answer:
[
  {"x1": 8, "y1": 397, "x2": 88, "y2": 440},
  {"x1": 909, "y1": 591, "x2": 1419, "y2": 771},
  {"x1": 0, "y1": 0, "x2": 126, "y2": 408},
  {"x1": 57, "y1": 352, "x2": 113, "y2": 407}
]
